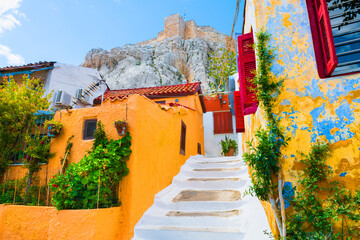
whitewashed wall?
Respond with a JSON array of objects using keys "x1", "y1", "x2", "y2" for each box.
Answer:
[{"x1": 43, "y1": 63, "x2": 107, "y2": 110}]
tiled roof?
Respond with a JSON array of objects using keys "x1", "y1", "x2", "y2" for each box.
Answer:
[
  {"x1": 0, "y1": 61, "x2": 56, "y2": 73},
  {"x1": 94, "y1": 82, "x2": 206, "y2": 112},
  {"x1": 94, "y1": 82, "x2": 201, "y2": 102}
]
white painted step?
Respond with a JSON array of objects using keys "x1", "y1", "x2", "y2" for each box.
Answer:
[
  {"x1": 132, "y1": 155, "x2": 271, "y2": 240},
  {"x1": 134, "y1": 225, "x2": 245, "y2": 240},
  {"x1": 173, "y1": 174, "x2": 247, "y2": 190},
  {"x1": 137, "y1": 206, "x2": 245, "y2": 229}
]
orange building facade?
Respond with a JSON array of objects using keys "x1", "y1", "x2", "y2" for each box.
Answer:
[{"x1": 1, "y1": 82, "x2": 206, "y2": 240}]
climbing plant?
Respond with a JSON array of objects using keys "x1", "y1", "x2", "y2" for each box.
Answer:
[
  {"x1": 208, "y1": 48, "x2": 237, "y2": 92},
  {"x1": 50, "y1": 121, "x2": 131, "y2": 210},
  {"x1": 243, "y1": 29, "x2": 360, "y2": 239},
  {"x1": 287, "y1": 143, "x2": 360, "y2": 239},
  {"x1": 23, "y1": 134, "x2": 54, "y2": 203},
  {"x1": 0, "y1": 75, "x2": 51, "y2": 177},
  {"x1": 243, "y1": 29, "x2": 288, "y2": 238}
]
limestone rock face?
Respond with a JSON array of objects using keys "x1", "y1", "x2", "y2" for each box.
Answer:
[{"x1": 82, "y1": 14, "x2": 231, "y2": 91}]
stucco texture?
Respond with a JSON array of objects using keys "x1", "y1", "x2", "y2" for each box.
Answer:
[
  {"x1": 243, "y1": 0, "x2": 360, "y2": 235},
  {"x1": 0, "y1": 204, "x2": 122, "y2": 240}
]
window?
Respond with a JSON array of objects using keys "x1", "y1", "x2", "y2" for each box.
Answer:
[
  {"x1": 306, "y1": 0, "x2": 360, "y2": 77},
  {"x1": 234, "y1": 91, "x2": 245, "y2": 133},
  {"x1": 237, "y1": 32, "x2": 258, "y2": 115},
  {"x1": 155, "y1": 101, "x2": 166, "y2": 104},
  {"x1": 180, "y1": 120, "x2": 186, "y2": 155},
  {"x1": 197, "y1": 143, "x2": 201, "y2": 155},
  {"x1": 83, "y1": 119, "x2": 97, "y2": 140},
  {"x1": 213, "y1": 112, "x2": 234, "y2": 134}
]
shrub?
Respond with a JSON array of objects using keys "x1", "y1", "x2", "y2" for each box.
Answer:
[
  {"x1": 0, "y1": 75, "x2": 51, "y2": 177},
  {"x1": 49, "y1": 121, "x2": 131, "y2": 210}
]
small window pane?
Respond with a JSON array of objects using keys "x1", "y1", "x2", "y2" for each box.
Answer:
[
  {"x1": 83, "y1": 119, "x2": 97, "y2": 140},
  {"x1": 328, "y1": 0, "x2": 360, "y2": 75}
]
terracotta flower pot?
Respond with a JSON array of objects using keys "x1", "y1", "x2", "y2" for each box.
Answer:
[
  {"x1": 225, "y1": 148, "x2": 235, "y2": 156},
  {"x1": 115, "y1": 122, "x2": 128, "y2": 136}
]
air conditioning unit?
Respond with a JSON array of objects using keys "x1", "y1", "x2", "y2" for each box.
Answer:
[
  {"x1": 54, "y1": 90, "x2": 71, "y2": 106},
  {"x1": 75, "y1": 88, "x2": 91, "y2": 105}
]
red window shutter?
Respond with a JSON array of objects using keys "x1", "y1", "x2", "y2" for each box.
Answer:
[
  {"x1": 237, "y1": 32, "x2": 258, "y2": 115},
  {"x1": 234, "y1": 91, "x2": 245, "y2": 133},
  {"x1": 311, "y1": 0, "x2": 338, "y2": 76},
  {"x1": 213, "y1": 112, "x2": 233, "y2": 134}
]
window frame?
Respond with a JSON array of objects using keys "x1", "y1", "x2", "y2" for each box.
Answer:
[
  {"x1": 180, "y1": 120, "x2": 186, "y2": 155},
  {"x1": 83, "y1": 119, "x2": 97, "y2": 140},
  {"x1": 306, "y1": 0, "x2": 360, "y2": 78}
]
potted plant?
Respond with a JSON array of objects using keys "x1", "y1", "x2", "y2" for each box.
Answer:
[
  {"x1": 44, "y1": 119, "x2": 63, "y2": 137},
  {"x1": 114, "y1": 119, "x2": 128, "y2": 136},
  {"x1": 220, "y1": 136, "x2": 238, "y2": 156}
]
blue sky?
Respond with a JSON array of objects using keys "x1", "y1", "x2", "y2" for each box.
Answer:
[{"x1": 0, "y1": 0, "x2": 243, "y2": 67}]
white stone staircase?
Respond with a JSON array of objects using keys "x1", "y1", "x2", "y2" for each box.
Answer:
[{"x1": 132, "y1": 155, "x2": 271, "y2": 240}]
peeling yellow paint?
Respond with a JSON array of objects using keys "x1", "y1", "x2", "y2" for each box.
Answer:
[
  {"x1": 330, "y1": 127, "x2": 340, "y2": 135},
  {"x1": 246, "y1": 0, "x2": 360, "y2": 236},
  {"x1": 282, "y1": 13, "x2": 293, "y2": 27}
]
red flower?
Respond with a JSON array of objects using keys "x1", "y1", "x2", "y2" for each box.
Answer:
[
  {"x1": 30, "y1": 147, "x2": 33, "y2": 149},
  {"x1": 40, "y1": 141, "x2": 44, "y2": 144},
  {"x1": 52, "y1": 184, "x2": 58, "y2": 188}
]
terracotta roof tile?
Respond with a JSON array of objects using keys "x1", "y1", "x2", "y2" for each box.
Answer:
[{"x1": 94, "y1": 82, "x2": 202, "y2": 104}]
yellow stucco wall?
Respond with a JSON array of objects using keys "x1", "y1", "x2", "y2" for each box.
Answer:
[
  {"x1": 2, "y1": 93, "x2": 204, "y2": 239},
  {"x1": 242, "y1": 0, "x2": 360, "y2": 236}
]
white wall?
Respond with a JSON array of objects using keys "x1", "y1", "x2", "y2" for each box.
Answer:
[
  {"x1": 43, "y1": 63, "x2": 107, "y2": 110},
  {"x1": 203, "y1": 112, "x2": 238, "y2": 157}
]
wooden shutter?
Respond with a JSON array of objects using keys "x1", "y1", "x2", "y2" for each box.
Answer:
[
  {"x1": 213, "y1": 112, "x2": 233, "y2": 134},
  {"x1": 313, "y1": 0, "x2": 338, "y2": 76},
  {"x1": 237, "y1": 32, "x2": 258, "y2": 115},
  {"x1": 234, "y1": 91, "x2": 245, "y2": 133}
]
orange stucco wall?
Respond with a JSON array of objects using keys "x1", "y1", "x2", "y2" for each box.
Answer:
[
  {"x1": 0, "y1": 204, "x2": 122, "y2": 240},
  {"x1": 3, "y1": 93, "x2": 204, "y2": 239}
]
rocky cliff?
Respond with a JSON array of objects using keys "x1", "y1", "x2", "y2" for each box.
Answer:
[{"x1": 82, "y1": 14, "x2": 233, "y2": 91}]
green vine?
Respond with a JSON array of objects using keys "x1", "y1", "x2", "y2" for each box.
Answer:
[
  {"x1": 24, "y1": 134, "x2": 54, "y2": 203},
  {"x1": 287, "y1": 143, "x2": 360, "y2": 239},
  {"x1": 49, "y1": 121, "x2": 131, "y2": 210},
  {"x1": 243, "y1": 29, "x2": 288, "y2": 237},
  {"x1": 243, "y1": 29, "x2": 360, "y2": 239}
]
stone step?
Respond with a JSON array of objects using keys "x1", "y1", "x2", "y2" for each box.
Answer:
[
  {"x1": 188, "y1": 155, "x2": 240, "y2": 163},
  {"x1": 137, "y1": 206, "x2": 245, "y2": 229},
  {"x1": 154, "y1": 188, "x2": 244, "y2": 211},
  {"x1": 186, "y1": 160, "x2": 244, "y2": 169},
  {"x1": 181, "y1": 165, "x2": 247, "y2": 178},
  {"x1": 132, "y1": 155, "x2": 271, "y2": 240},
  {"x1": 173, "y1": 174, "x2": 247, "y2": 190},
  {"x1": 133, "y1": 224, "x2": 245, "y2": 240}
]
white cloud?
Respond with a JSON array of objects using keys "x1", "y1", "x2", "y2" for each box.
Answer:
[
  {"x1": 0, "y1": 0, "x2": 24, "y2": 66},
  {"x1": 0, "y1": 0, "x2": 22, "y2": 15},
  {"x1": 0, "y1": 13, "x2": 21, "y2": 34},
  {"x1": 0, "y1": 44, "x2": 25, "y2": 65}
]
